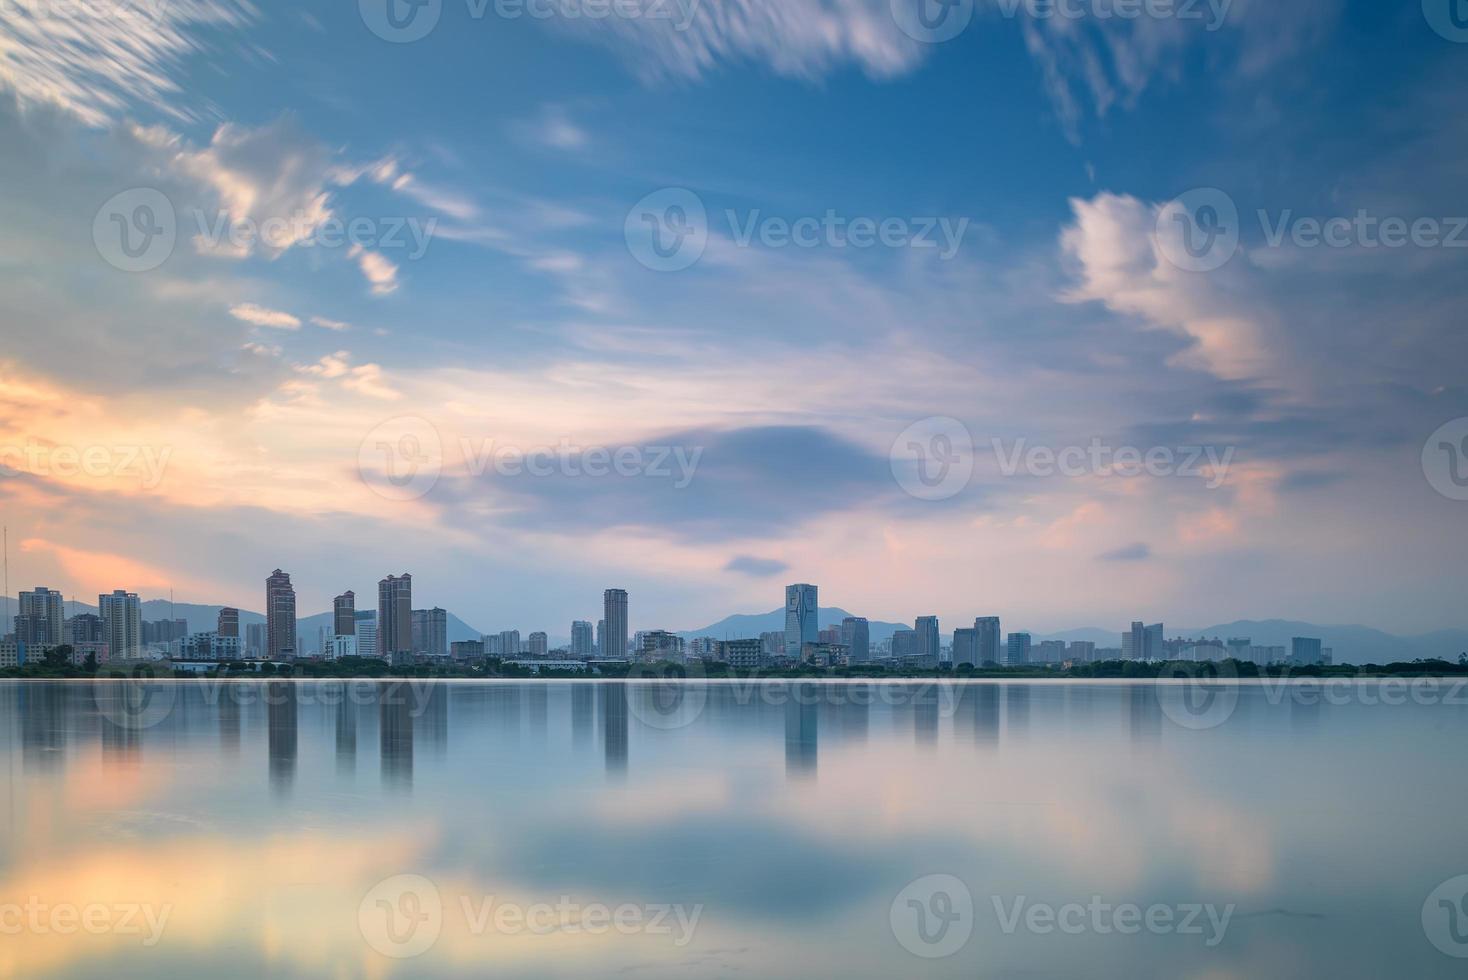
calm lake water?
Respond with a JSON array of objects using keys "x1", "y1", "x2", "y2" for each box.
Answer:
[{"x1": 1, "y1": 678, "x2": 1466, "y2": 977}]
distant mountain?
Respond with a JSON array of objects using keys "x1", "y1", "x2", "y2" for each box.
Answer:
[{"x1": 679, "y1": 607, "x2": 910, "y2": 645}]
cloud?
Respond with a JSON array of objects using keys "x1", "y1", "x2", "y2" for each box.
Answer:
[
  {"x1": 513, "y1": 105, "x2": 589, "y2": 151},
  {"x1": 725, "y1": 555, "x2": 790, "y2": 576},
  {"x1": 349, "y1": 246, "x2": 399, "y2": 296},
  {"x1": 0, "y1": 0, "x2": 256, "y2": 127},
  {"x1": 1098, "y1": 542, "x2": 1151, "y2": 562},
  {"x1": 548, "y1": 0, "x2": 927, "y2": 83},
  {"x1": 308, "y1": 315, "x2": 350, "y2": 331},
  {"x1": 229, "y1": 303, "x2": 300, "y2": 329}
]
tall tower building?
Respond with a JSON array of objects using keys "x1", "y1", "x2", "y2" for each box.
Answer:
[
  {"x1": 217, "y1": 607, "x2": 239, "y2": 638},
  {"x1": 265, "y1": 569, "x2": 296, "y2": 659},
  {"x1": 98, "y1": 590, "x2": 142, "y2": 660},
  {"x1": 17, "y1": 587, "x2": 64, "y2": 647},
  {"x1": 840, "y1": 617, "x2": 870, "y2": 663},
  {"x1": 378, "y1": 574, "x2": 412, "y2": 663},
  {"x1": 975, "y1": 617, "x2": 1001, "y2": 665},
  {"x1": 915, "y1": 616, "x2": 940, "y2": 661},
  {"x1": 333, "y1": 591, "x2": 356, "y2": 637},
  {"x1": 603, "y1": 589, "x2": 628, "y2": 660},
  {"x1": 571, "y1": 620, "x2": 594, "y2": 657},
  {"x1": 784, "y1": 584, "x2": 818, "y2": 659},
  {"x1": 1005, "y1": 632, "x2": 1032, "y2": 666}
]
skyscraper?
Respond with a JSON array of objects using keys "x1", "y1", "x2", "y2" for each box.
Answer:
[
  {"x1": 265, "y1": 569, "x2": 296, "y2": 659},
  {"x1": 571, "y1": 620, "x2": 594, "y2": 657},
  {"x1": 528, "y1": 632, "x2": 549, "y2": 657},
  {"x1": 498, "y1": 630, "x2": 521, "y2": 657},
  {"x1": 603, "y1": 589, "x2": 628, "y2": 660},
  {"x1": 784, "y1": 583, "x2": 818, "y2": 659},
  {"x1": 425, "y1": 607, "x2": 447, "y2": 659},
  {"x1": 217, "y1": 607, "x2": 239, "y2": 638},
  {"x1": 1005, "y1": 632, "x2": 1031, "y2": 666},
  {"x1": 17, "y1": 587, "x2": 63, "y2": 647},
  {"x1": 356, "y1": 615, "x2": 378, "y2": 660},
  {"x1": 915, "y1": 616, "x2": 940, "y2": 662},
  {"x1": 1145, "y1": 623, "x2": 1165, "y2": 661},
  {"x1": 333, "y1": 591, "x2": 356, "y2": 637},
  {"x1": 840, "y1": 616, "x2": 870, "y2": 663},
  {"x1": 378, "y1": 574, "x2": 412, "y2": 664},
  {"x1": 98, "y1": 590, "x2": 142, "y2": 660},
  {"x1": 952, "y1": 627, "x2": 978, "y2": 667},
  {"x1": 975, "y1": 617, "x2": 1001, "y2": 665}
]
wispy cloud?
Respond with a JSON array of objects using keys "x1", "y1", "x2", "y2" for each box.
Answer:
[{"x1": 229, "y1": 302, "x2": 300, "y2": 329}]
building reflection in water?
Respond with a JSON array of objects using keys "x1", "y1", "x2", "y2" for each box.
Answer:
[
  {"x1": 572, "y1": 684, "x2": 593, "y2": 747},
  {"x1": 1004, "y1": 684, "x2": 1030, "y2": 740},
  {"x1": 785, "y1": 684, "x2": 818, "y2": 781},
  {"x1": 837, "y1": 683, "x2": 869, "y2": 744},
  {"x1": 958, "y1": 684, "x2": 1000, "y2": 745},
  {"x1": 420, "y1": 683, "x2": 448, "y2": 760},
  {"x1": 267, "y1": 682, "x2": 298, "y2": 795},
  {"x1": 1127, "y1": 684, "x2": 1162, "y2": 745},
  {"x1": 219, "y1": 685, "x2": 241, "y2": 757},
  {"x1": 21, "y1": 684, "x2": 67, "y2": 773},
  {"x1": 335, "y1": 689, "x2": 357, "y2": 776},
  {"x1": 380, "y1": 682, "x2": 414, "y2": 792},
  {"x1": 601, "y1": 683, "x2": 627, "y2": 778},
  {"x1": 527, "y1": 684, "x2": 548, "y2": 743},
  {"x1": 913, "y1": 683, "x2": 939, "y2": 746}
]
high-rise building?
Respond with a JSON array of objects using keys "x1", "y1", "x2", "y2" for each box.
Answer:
[
  {"x1": 1291, "y1": 636, "x2": 1324, "y2": 665},
  {"x1": 915, "y1": 616, "x2": 940, "y2": 661},
  {"x1": 596, "y1": 619, "x2": 606, "y2": 656},
  {"x1": 891, "y1": 628, "x2": 918, "y2": 658},
  {"x1": 357, "y1": 614, "x2": 379, "y2": 660},
  {"x1": 498, "y1": 630, "x2": 522, "y2": 657},
  {"x1": 528, "y1": 632, "x2": 549, "y2": 657},
  {"x1": 1145, "y1": 623, "x2": 1165, "y2": 661},
  {"x1": 1005, "y1": 632, "x2": 1031, "y2": 666},
  {"x1": 603, "y1": 589, "x2": 628, "y2": 660},
  {"x1": 17, "y1": 587, "x2": 64, "y2": 648},
  {"x1": 1035, "y1": 639, "x2": 1067, "y2": 663},
  {"x1": 265, "y1": 569, "x2": 296, "y2": 659},
  {"x1": 1068, "y1": 641, "x2": 1096, "y2": 662},
  {"x1": 975, "y1": 617, "x2": 1002, "y2": 665},
  {"x1": 952, "y1": 627, "x2": 979, "y2": 667},
  {"x1": 571, "y1": 620, "x2": 594, "y2": 657},
  {"x1": 784, "y1": 583, "x2": 818, "y2": 659},
  {"x1": 761, "y1": 631, "x2": 786, "y2": 659},
  {"x1": 378, "y1": 574, "x2": 412, "y2": 664},
  {"x1": 217, "y1": 607, "x2": 239, "y2": 638},
  {"x1": 68, "y1": 612, "x2": 103, "y2": 644},
  {"x1": 98, "y1": 590, "x2": 142, "y2": 660},
  {"x1": 411, "y1": 608, "x2": 445, "y2": 657},
  {"x1": 245, "y1": 622, "x2": 266, "y2": 658},
  {"x1": 333, "y1": 591, "x2": 356, "y2": 637},
  {"x1": 840, "y1": 616, "x2": 870, "y2": 663},
  {"x1": 638, "y1": 630, "x2": 684, "y2": 662}
]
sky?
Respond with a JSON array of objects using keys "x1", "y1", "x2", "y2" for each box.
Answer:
[{"x1": 1, "y1": 0, "x2": 1466, "y2": 637}]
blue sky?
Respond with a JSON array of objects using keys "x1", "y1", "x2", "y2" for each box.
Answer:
[{"x1": 1, "y1": 0, "x2": 1466, "y2": 636}]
